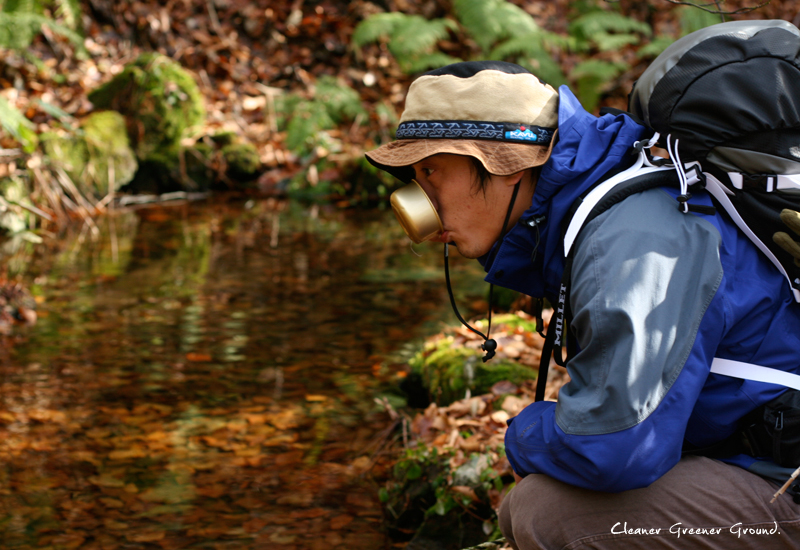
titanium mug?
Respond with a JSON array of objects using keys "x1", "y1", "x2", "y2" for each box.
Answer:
[{"x1": 390, "y1": 179, "x2": 443, "y2": 243}]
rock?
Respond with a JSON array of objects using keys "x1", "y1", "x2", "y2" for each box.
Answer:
[
  {"x1": 221, "y1": 142, "x2": 261, "y2": 183},
  {"x1": 41, "y1": 111, "x2": 137, "y2": 199},
  {"x1": 88, "y1": 53, "x2": 205, "y2": 163},
  {"x1": 409, "y1": 337, "x2": 537, "y2": 405}
]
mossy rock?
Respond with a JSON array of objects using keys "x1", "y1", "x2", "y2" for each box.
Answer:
[
  {"x1": 88, "y1": 53, "x2": 205, "y2": 162},
  {"x1": 41, "y1": 111, "x2": 137, "y2": 198},
  {"x1": 409, "y1": 337, "x2": 537, "y2": 405},
  {"x1": 82, "y1": 111, "x2": 138, "y2": 196},
  {"x1": 222, "y1": 142, "x2": 261, "y2": 182}
]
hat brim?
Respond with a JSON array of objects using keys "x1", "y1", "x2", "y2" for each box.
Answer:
[{"x1": 365, "y1": 135, "x2": 557, "y2": 183}]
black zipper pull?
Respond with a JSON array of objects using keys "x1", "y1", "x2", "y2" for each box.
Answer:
[{"x1": 523, "y1": 215, "x2": 547, "y2": 264}]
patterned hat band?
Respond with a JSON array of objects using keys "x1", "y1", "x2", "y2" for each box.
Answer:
[{"x1": 397, "y1": 120, "x2": 556, "y2": 145}]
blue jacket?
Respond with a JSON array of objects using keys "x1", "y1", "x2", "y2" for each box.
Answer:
[{"x1": 482, "y1": 86, "x2": 800, "y2": 492}]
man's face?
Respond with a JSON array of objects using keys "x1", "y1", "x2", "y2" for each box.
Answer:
[{"x1": 411, "y1": 153, "x2": 523, "y2": 259}]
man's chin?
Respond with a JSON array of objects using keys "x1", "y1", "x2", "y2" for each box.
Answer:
[{"x1": 449, "y1": 242, "x2": 485, "y2": 260}]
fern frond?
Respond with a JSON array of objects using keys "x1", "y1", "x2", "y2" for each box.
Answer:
[
  {"x1": 285, "y1": 101, "x2": 334, "y2": 154},
  {"x1": 0, "y1": 12, "x2": 83, "y2": 50},
  {"x1": 1, "y1": 0, "x2": 39, "y2": 14},
  {"x1": 637, "y1": 35, "x2": 674, "y2": 58},
  {"x1": 570, "y1": 58, "x2": 626, "y2": 80},
  {"x1": 402, "y1": 52, "x2": 462, "y2": 74},
  {"x1": 54, "y1": 0, "x2": 81, "y2": 29},
  {"x1": 593, "y1": 33, "x2": 641, "y2": 51},
  {"x1": 571, "y1": 58, "x2": 626, "y2": 112},
  {"x1": 678, "y1": 5, "x2": 720, "y2": 36},
  {"x1": 0, "y1": 95, "x2": 37, "y2": 152},
  {"x1": 387, "y1": 16, "x2": 457, "y2": 59},
  {"x1": 514, "y1": 53, "x2": 567, "y2": 88},
  {"x1": 454, "y1": 0, "x2": 538, "y2": 53},
  {"x1": 570, "y1": 11, "x2": 650, "y2": 51},
  {"x1": 490, "y1": 29, "x2": 579, "y2": 60},
  {"x1": 351, "y1": 12, "x2": 406, "y2": 48},
  {"x1": 315, "y1": 76, "x2": 366, "y2": 124}
]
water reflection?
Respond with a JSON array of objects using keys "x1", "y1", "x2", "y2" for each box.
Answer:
[{"x1": 0, "y1": 198, "x2": 486, "y2": 548}]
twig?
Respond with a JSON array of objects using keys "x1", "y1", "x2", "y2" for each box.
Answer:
[
  {"x1": 770, "y1": 465, "x2": 800, "y2": 503},
  {"x1": 206, "y1": 0, "x2": 222, "y2": 35},
  {"x1": 0, "y1": 195, "x2": 53, "y2": 222},
  {"x1": 664, "y1": 0, "x2": 770, "y2": 15}
]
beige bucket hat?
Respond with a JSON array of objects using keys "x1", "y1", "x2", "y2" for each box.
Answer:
[{"x1": 365, "y1": 61, "x2": 559, "y2": 182}]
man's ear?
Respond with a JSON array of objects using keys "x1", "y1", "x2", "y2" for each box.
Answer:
[{"x1": 500, "y1": 170, "x2": 526, "y2": 187}]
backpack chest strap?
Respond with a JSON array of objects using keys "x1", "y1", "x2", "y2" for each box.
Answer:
[{"x1": 711, "y1": 358, "x2": 800, "y2": 391}]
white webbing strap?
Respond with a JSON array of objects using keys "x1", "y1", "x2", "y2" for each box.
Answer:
[
  {"x1": 705, "y1": 173, "x2": 800, "y2": 303},
  {"x1": 728, "y1": 172, "x2": 800, "y2": 192},
  {"x1": 563, "y1": 149, "x2": 674, "y2": 256},
  {"x1": 711, "y1": 358, "x2": 800, "y2": 391}
]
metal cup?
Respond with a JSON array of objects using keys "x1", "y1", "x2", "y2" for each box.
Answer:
[{"x1": 389, "y1": 179, "x2": 443, "y2": 243}]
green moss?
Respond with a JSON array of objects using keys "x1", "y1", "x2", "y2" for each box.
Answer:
[
  {"x1": 410, "y1": 337, "x2": 537, "y2": 405},
  {"x1": 221, "y1": 142, "x2": 261, "y2": 181},
  {"x1": 81, "y1": 111, "x2": 138, "y2": 196},
  {"x1": 209, "y1": 131, "x2": 237, "y2": 147},
  {"x1": 88, "y1": 53, "x2": 205, "y2": 162}
]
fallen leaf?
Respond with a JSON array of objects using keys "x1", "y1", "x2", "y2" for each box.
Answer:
[{"x1": 330, "y1": 514, "x2": 354, "y2": 530}]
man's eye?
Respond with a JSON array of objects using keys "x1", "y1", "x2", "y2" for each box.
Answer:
[{"x1": 422, "y1": 167, "x2": 435, "y2": 177}]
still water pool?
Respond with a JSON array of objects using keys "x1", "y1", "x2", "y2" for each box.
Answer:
[{"x1": 0, "y1": 198, "x2": 485, "y2": 549}]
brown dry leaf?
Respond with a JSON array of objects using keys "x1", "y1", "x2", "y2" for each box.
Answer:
[
  {"x1": 275, "y1": 492, "x2": 314, "y2": 507},
  {"x1": 88, "y1": 474, "x2": 126, "y2": 488},
  {"x1": 128, "y1": 530, "x2": 166, "y2": 542},
  {"x1": 490, "y1": 410, "x2": 510, "y2": 425},
  {"x1": 459, "y1": 435, "x2": 483, "y2": 452},
  {"x1": 99, "y1": 497, "x2": 124, "y2": 508},
  {"x1": 269, "y1": 408, "x2": 299, "y2": 430},
  {"x1": 330, "y1": 514, "x2": 354, "y2": 530},
  {"x1": 28, "y1": 409, "x2": 67, "y2": 423},
  {"x1": 243, "y1": 413, "x2": 268, "y2": 425},
  {"x1": 450, "y1": 485, "x2": 479, "y2": 501},
  {"x1": 288, "y1": 507, "x2": 328, "y2": 519},
  {"x1": 186, "y1": 352, "x2": 212, "y2": 362},
  {"x1": 196, "y1": 484, "x2": 227, "y2": 498},
  {"x1": 305, "y1": 394, "x2": 327, "y2": 402},
  {"x1": 108, "y1": 446, "x2": 148, "y2": 460}
]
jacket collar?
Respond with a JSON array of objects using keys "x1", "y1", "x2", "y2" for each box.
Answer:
[{"x1": 479, "y1": 86, "x2": 647, "y2": 302}]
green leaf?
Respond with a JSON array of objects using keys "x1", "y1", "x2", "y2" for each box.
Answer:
[
  {"x1": 679, "y1": 5, "x2": 722, "y2": 36},
  {"x1": 571, "y1": 59, "x2": 626, "y2": 113},
  {"x1": 315, "y1": 76, "x2": 366, "y2": 124},
  {"x1": 402, "y1": 52, "x2": 462, "y2": 75},
  {"x1": 0, "y1": 95, "x2": 37, "y2": 152},
  {"x1": 637, "y1": 35, "x2": 675, "y2": 59},
  {"x1": 454, "y1": 0, "x2": 538, "y2": 53},
  {"x1": 569, "y1": 10, "x2": 650, "y2": 51},
  {"x1": 405, "y1": 462, "x2": 422, "y2": 481},
  {"x1": 54, "y1": 0, "x2": 82, "y2": 29},
  {"x1": 351, "y1": 12, "x2": 407, "y2": 48},
  {"x1": 387, "y1": 15, "x2": 456, "y2": 59}
]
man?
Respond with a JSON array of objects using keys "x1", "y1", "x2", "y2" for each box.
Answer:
[{"x1": 366, "y1": 60, "x2": 800, "y2": 548}]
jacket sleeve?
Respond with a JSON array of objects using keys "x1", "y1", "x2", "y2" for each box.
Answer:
[{"x1": 504, "y1": 189, "x2": 724, "y2": 492}]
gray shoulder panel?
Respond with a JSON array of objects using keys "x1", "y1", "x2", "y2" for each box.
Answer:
[{"x1": 555, "y1": 189, "x2": 723, "y2": 435}]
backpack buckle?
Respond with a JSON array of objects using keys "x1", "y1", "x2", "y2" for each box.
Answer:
[{"x1": 737, "y1": 173, "x2": 777, "y2": 192}]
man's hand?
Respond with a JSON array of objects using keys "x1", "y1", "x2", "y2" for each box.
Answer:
[
  {"x1": 773, "y1": 209, "x2": 800, "y2": 267},
  {"x1": 513, "y1": 471, "x2": 523, "y2": 484}
]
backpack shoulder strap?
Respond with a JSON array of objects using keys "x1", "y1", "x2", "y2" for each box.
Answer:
[{"x1": 564, "y1": 151, "x2": 678, "y2": 256}]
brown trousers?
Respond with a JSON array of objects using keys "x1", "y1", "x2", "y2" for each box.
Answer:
[{"x1": 499, "y1": 456, "x2": 800, "y2": 549}]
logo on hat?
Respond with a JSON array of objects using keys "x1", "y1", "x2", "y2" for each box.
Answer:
[{"x1": 505, "y1": 126, "x2": 539, "y2": 142}]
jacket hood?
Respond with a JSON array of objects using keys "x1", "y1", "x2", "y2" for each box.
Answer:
[{"x1": 479, "y1": 86, "x2": 647, "y2": 301}]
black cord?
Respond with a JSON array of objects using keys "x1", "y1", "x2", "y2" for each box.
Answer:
[{"x1": 442, "y1": 181, "x2": 521, "y2": 362}]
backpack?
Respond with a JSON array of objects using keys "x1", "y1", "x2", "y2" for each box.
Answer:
[
  {"x1": 535, "y1": 19, "x2": 800, "y2": 402},
  {"x1": 628, "y1": 19, "x2": 800, "y2": 302}
]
